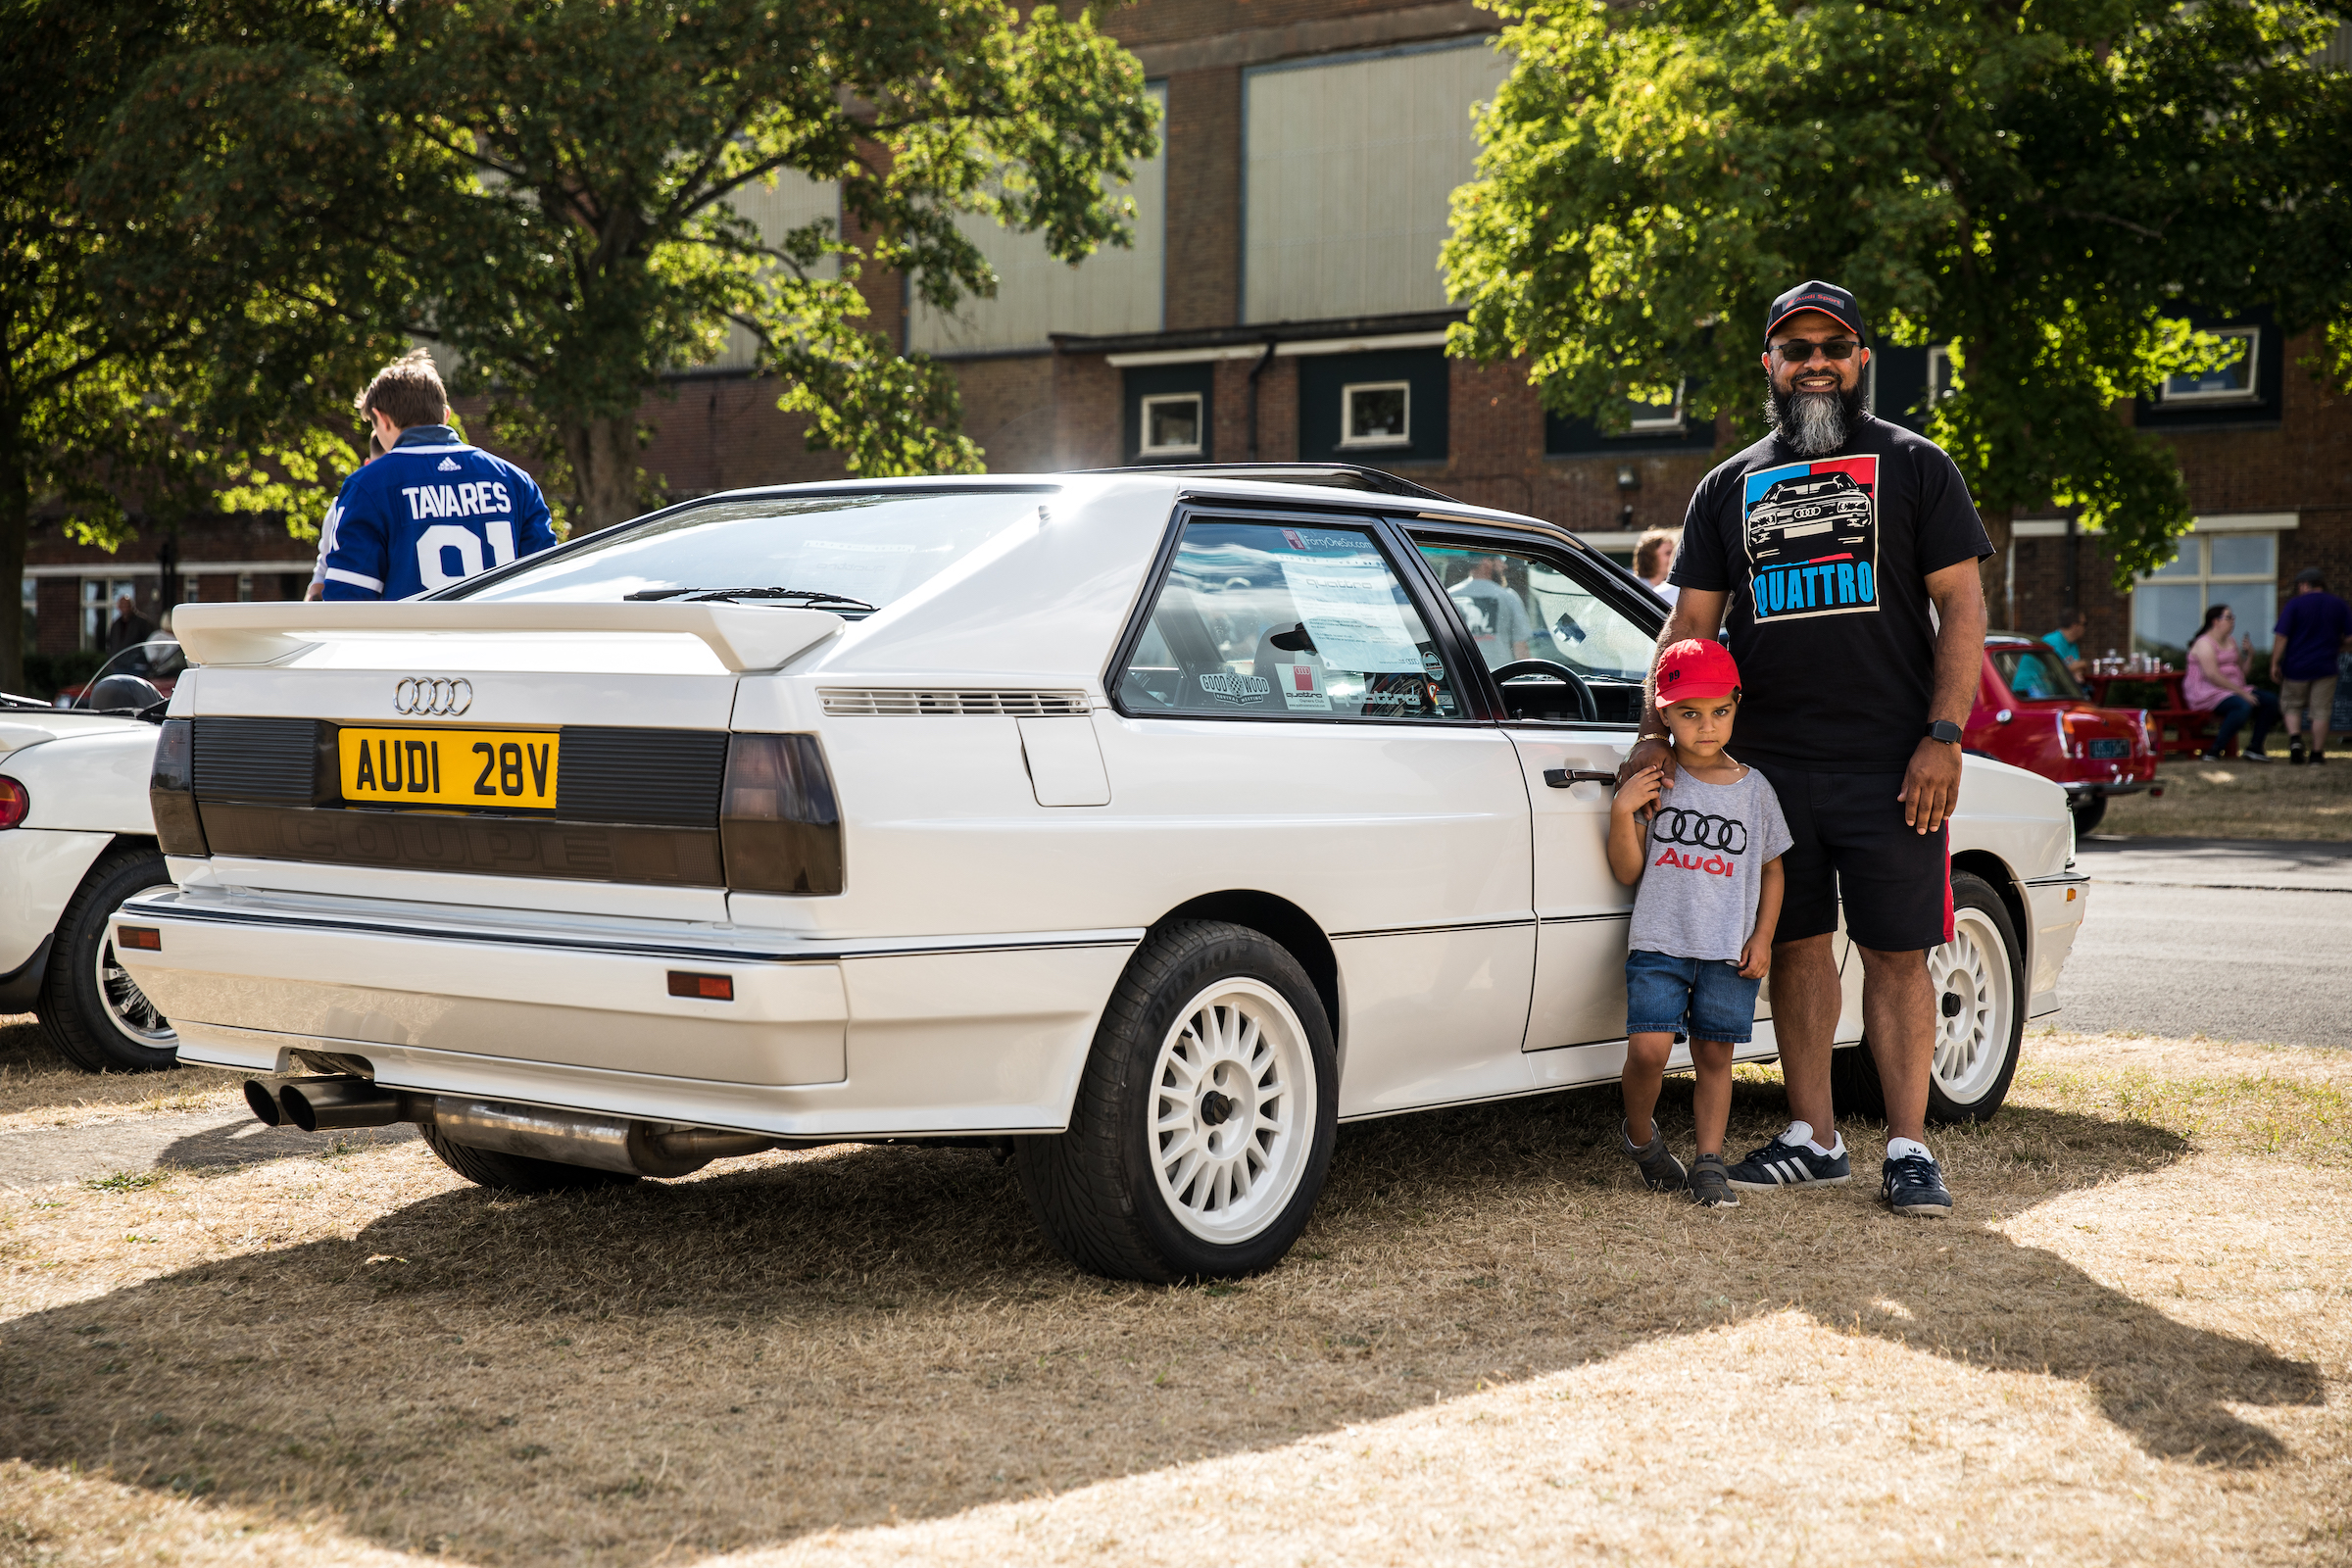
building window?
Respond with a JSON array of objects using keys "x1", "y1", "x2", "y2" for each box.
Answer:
[
  {"x1": 1341, "y1": 381, "x2": 1410, "y2": 448},
  {"x1": 2132, "y1": 532, "x2": 2277, "y2": 662},
  {"x1": 236, "y1": 573, "x2": 255, "y2": 602},
  {"x1": 2155, "y1": 328, "x2": 2259, "y2": 406},
  {"x1": 1139, "y1": 394, "x2": 1203, "y2": 458},
  {"x1": 1926, "y1": 346, "x2": 1959, "y2": 407},
  {"x1": 1620, "y1": 381, "x2": 1687, "y2": 436}
]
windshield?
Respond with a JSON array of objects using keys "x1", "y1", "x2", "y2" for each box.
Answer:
[
  {"x1": 1994, "y1": 646, "x2": 2085, "y2": 702},
  {"x1": 448, "y1": 490, "x2": 1052, "y2": 612}
]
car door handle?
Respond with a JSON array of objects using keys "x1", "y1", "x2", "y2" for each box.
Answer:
[{"x1": 1543, "y1": 768, "x2": 1617, "y2": 788}]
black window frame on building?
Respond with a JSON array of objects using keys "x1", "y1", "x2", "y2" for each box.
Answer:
[
  {"x1": 1543, "y1": 378, "x2": 1717, "y2": 458},
  {"x1": 1297, "y1": 348, "x2": 1449, "y2": 466},
  {"x1": 2134, "y1": 310, "x2": 2282, "y2": 430},
  {"x1": 1122, "y1": 363, "x2": 1217, "y2": 465}
]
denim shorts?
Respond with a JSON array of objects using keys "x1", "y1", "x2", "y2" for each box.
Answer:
[{"x1": 1625, "y1": 949, "x2": 1762, "y2": 1045}]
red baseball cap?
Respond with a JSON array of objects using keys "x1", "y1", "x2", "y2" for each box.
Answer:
[{"x1": 1654, "y1": 638, "x2": 1741, "y2": 708}]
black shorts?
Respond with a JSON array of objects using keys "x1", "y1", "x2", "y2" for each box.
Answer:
[{"x1": 1749, "y1": 761, "x2": 1953, "y2": 954}]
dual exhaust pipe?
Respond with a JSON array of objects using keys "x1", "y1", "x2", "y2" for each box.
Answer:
[{"x1": 244, "y1": 1074, "x2": 777, "y2": 1180}]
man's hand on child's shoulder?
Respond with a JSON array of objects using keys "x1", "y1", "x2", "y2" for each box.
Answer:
[{"x1": 1613, "y1": 762, "x2": 1666, "y2": 820}]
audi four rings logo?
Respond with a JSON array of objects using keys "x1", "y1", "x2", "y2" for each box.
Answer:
[
  {"x1": 1651, "y1": 808, "x2": 1748, "y2": 855},
  {"x1": 394, "y1": 677, "x2": 472, "y2": 715}
]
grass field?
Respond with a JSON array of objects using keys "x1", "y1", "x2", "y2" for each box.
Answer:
[
  {"x1": 2102, "y1": 753, "x2": 2352, "y2": 841},
  {"x1": 2, "y1": 1023, "x2": 2346, "y2": 1566}
]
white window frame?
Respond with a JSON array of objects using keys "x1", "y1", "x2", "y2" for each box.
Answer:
[
  {"x1": 2130, "y1": 529, "x2": 2278, "y2": 657},
  {"x1": 1617, "y1": 378, "x2": 1688, "y2": 436},
  {"x1": 1138, "y1": 392, "x2": 1204, "y2": 458},
  {"x1": 1340, "y1": 380, "x2": 1412, "y2": 448},
  {"x1": 2156, "y1": 326, "x2": 2261, "y2": 406},
  {"x1": 1927, "y1": 345, "x2": 1959, "y2": 407}
]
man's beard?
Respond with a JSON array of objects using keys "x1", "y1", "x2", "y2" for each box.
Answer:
[{"x1": 1766, "y1": 379, "x2": 1869, "y2": 457}]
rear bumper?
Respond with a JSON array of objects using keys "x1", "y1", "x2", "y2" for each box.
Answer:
[
  {"x1": 114, "y1": 889, "x2": 1139, "y2": 1138},
  {"x1": 2061, "y1": 777, "x2": 2154, "y2": 800}
]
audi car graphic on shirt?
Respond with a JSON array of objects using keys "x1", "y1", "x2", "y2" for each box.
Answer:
[{"x1": 1741, "y1": 455, "x2": 1879, "y2": 622}]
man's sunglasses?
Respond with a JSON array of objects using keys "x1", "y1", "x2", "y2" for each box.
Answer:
[{"x1": 1771, "y1": 338, "x2": 1862, "y2": 363}]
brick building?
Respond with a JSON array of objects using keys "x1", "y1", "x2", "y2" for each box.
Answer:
[{"x1": 24, "y1": 0, "x2": 2352, "y2": 682}]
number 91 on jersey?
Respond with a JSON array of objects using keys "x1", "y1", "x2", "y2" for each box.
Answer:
[{"x1": 337, "y1": 727, "x2": 561, "y2": 810}]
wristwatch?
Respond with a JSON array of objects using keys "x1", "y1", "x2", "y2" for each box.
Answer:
[{"x1": 1925, "y1": 719, "x2": 1963, "y2": 745}]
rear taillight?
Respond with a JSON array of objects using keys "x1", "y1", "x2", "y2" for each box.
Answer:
[
  {"x1": 0, "y1": 777, "x2": 26, "y2": 829},
  {"x1": 719, "y1": 734, "x2": 843, "y2": 895},
  {"x1": 150, "y1": 718, "x2": 208, "y2": 857}
]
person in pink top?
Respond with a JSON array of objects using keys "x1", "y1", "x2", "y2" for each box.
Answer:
[{"x1": 2182, "y1": 604, "x2": 2279, "y2": 760}]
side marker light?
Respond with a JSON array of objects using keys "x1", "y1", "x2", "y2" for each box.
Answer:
[
  {"x1": 118, "y1": 926, "x2": 162, "y2": 951},
  {"x1": 667, "y1": 971, "x2": 734, "y2": 1002}
]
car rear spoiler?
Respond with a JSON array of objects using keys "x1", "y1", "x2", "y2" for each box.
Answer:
[{"x1": 169, "y1": 601, "x2": 843, "y2": 673}]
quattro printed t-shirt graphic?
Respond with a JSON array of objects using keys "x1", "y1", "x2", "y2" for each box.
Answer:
[{"x1": 1741, "y1": 455, "x2": 1880, "y2": 621}]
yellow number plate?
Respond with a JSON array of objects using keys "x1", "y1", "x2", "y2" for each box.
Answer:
[{"x1": 338, "y1": 728, "x2": 561, "y2": 811}]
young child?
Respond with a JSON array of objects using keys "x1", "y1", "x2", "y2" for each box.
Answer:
[{"x1": 1608, "y1": 640, "x2": 1791, "y2": 1207}]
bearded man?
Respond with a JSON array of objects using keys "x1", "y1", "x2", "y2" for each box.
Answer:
[{"x1": 1620, "y1": 281, "x2": 1992, "y2": 1217}]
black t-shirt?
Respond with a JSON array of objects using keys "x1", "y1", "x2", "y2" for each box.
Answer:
[{"x1": 1671, "y1": 416, "x2": 1992, "y2": 773}]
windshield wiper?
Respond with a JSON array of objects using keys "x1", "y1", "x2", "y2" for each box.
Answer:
[{"x1": 622, "y1": 586, "x2": 878, "y2": 612}]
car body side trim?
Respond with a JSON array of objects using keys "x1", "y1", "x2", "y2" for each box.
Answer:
[
  {"x1": 118, "y1": 893, "x2": 1143, "y2": 967},
  {"x1": 1328, "y1": 915, "x2": 1536, "y2": 941}
]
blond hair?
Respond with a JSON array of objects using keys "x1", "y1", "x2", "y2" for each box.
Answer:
[{"x1": 1635, "y1": 528, "x2": 1681, "y2": 579}]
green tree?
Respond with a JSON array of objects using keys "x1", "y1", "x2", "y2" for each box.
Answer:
[
  {"x1": 1444, "y1": 0, "x2": 2352, "y2": 594},
  {"x1": 119, "y1": 0, "x2": 1159, "y2": 531},
  {"x1": 1, "y1": 0, "x2": 404, "y2": 694}
]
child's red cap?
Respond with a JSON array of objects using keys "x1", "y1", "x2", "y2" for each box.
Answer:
[{"x1": 1654, "y1": 638, "x2": 1741, "y2": 708}]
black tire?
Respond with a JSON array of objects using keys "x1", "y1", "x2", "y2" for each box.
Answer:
[
  {"x1": 1016, "y1": 920, "x2": 1338, "y2": 1284},
  {"x1": 2067, "y1": 792, "x2": 2107, "y2": 835},
  {"x1": 37, "y1": 847, "x2": 177, "y2": 1074},
  {"x1": 418, "y1": 1123, "x2": 638, "y2": 1194},
  {"x1": 1830, "y1": 870, "x2": 2026, "y2": 1127}
]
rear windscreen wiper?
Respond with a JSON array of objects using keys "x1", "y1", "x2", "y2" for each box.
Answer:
[{"x1": 623, "y1": 586, "x2": 879, "y2": 612}]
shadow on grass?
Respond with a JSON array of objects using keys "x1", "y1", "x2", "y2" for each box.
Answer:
[{"x1": 1, "y1": 1077, "x2": 2323, "y2": 1563}]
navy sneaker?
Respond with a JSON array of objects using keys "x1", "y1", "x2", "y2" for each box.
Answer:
[
  {"x1": 1883, "y1": 1152, "x2": 1953, "y2": 1217},
  {"x1": 1620, "y1": 1119, "x2": 1687, "y2": 1194},
  {"x1": 1723, "y1": 1129, "x2": 1852, "y2": 1192},
  {"x1": 1687, "y1": 1153, "x2": 1739, "y2": 1208}
]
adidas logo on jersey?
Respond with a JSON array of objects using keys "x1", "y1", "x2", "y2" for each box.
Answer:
[{"x1": 437, "y1": 457, "x2": 461, "y2": 471}]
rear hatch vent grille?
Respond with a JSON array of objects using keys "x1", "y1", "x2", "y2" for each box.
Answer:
[{"x1": 819, "y1": 688, "x2": 1090, "y2": 717}]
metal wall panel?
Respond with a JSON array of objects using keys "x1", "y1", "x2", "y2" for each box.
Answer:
[
  {"x1": 906, "y1": 85, "x2": 1168, "y2": 355},
  {"x1": 1244, "y1": 40, "x2": 1507, "y2": 324},
  {"x1": 703, "y1": 170, "x2": 843, "y2": 373}
]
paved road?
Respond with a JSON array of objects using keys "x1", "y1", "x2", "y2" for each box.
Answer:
[
  {"x1": 0, "y1": 1112, "x2": 415, "y2": 1193},
  {"x1": 2058, "y1": 837, "x2": 2352, "y2": 1048}
]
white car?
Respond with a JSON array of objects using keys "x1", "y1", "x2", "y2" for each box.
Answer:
[
  {"x1": 114, "y1": 468, "x2": 2087, "y2": 1280},
  {"x1": 0, "y1": 700, "x2": 177, "y2": 1070}
]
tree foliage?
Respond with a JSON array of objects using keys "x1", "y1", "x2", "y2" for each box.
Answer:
[
  {"x1": 1444, "y1": 0, "x2": 2352, "y2": 590},
  {"x1": 109, "y1": 0, "x2": 1159, "y2": 531}
]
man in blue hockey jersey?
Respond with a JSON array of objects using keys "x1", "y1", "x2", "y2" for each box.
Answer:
[{"x1": 319, "y1": 351, "x2": 557, "y2": 600}]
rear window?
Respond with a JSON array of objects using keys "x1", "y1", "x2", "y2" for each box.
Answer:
[{"x1": 447, "y1": 490, "x2": 1051, "y2": 612}]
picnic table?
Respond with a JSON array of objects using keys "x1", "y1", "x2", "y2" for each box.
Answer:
[{"x1": 2081, "y1": 669, "x2": 2215, "y2": 758}]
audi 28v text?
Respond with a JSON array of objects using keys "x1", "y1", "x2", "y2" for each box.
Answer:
[{"x1": 115, "y1": 468, "x2": 2088, "y2": 1281}]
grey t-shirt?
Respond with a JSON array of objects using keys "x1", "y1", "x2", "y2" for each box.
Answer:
[
  {"x1": 1627, "y1": 764, "x2": 1793, "y2": 962},
  {"x1": 1449, "y1": 576, "x2": 1533, "y2": 662}
]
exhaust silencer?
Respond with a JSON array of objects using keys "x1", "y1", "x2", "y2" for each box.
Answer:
[{"x1": 280, "y1": 1076, "x2": 410, "y2": 1132}]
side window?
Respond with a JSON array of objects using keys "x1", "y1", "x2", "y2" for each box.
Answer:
[
  {"x1": 1119, "y1": 518, "x2": 1466, "y2": 721},
  {"x1": 1416, "y1": 542, "x2": 1657, "y2": 724}
]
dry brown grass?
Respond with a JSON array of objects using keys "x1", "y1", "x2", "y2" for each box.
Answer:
[
  {"x1": 2103, "y1": 754, "x2": 2352, "y2": 840},
  {"x1": 2, "y1": 1030, "x2": 2347, "y2": 1567},
  {"x1": 0, "y1": 1012, "x2": 241, "y2": 1132}
]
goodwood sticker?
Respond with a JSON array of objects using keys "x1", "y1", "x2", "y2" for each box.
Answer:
[{"x1": 1198, "y1": 671, "x2": 1272, "y2": 706}]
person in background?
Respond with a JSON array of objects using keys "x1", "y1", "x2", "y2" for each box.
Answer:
[
  {"x1": 1447, "y1": 554, "x2": 1533, "y2": 664},
  {"x1": 102, "y1": 593, "x2": 155, "y2": 662},
  {"x1": 320, "y1": 350, "x2": 554, "y2": 600},
  {"x1": 1636, "y1": 528, "x2": 1681, "y2": 607},
  {"x1": 2272, "y1": 567, "x2": 2352, "y2": 765},
  {"x1": 2183, "y1": 604, "x2": 2279, "y2": 760},
  {"x1": 2041, "y1": 608, "x2": 2088, "y2": 679},
  {"x1": 307, "y1": 432, "x2": 385, "y2": 601}
]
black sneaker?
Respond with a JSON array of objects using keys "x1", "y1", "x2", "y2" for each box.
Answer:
[
  {"x1": 1882, "y1": 1152, "x2": 1953, "y2": 1217},
  {"x1": 1688, "y1": 1153, "x2": 1739, "y2": 1208},
  {"x1": 2290, "y1": 736, "x2": 2307, "y2": 765},
  {"x1": 1620, "y1": 1119, "x2": 1687, "y2": 1193},
  {"x1": 1723, "y1": 1130, "x2": 1852, "y2": 1192}
]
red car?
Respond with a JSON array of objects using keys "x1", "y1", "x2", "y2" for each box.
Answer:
[{"x1": 1967, "y1": 634, "x2": 2158, "y2": 833}]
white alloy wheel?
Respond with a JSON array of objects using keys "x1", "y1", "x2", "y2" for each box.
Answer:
[
  {"x1": 1929, "y1": 905, "x2": 2013, "y2": 1104},
  {"x1": 95, "y1": 883, "x2": 176, "y2": 1048},
  {"x1": 1149, "y1": 978, "x2": 1315, "y2": 1245}
]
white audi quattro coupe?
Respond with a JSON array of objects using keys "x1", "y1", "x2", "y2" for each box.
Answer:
[{"x1": 115, "y1": 466, "x2": 2088, "y2": 1281}]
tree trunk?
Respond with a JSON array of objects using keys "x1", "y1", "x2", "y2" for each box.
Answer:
[
  {"x1": 0, "y1": 400, "x2": 27, "y2": 697},
  {"x1": 1979, "y1": 505, "x2": 2014, "y2": 632},
  {"x1": 560, "y1": 415, "x2": 640, "y2": 533}
]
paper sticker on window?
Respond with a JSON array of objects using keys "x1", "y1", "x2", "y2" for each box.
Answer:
[
  {"x1": 1199, "y1": 671, "x2": 1271, "y2": 706},
  {"x1": 1278, "y1": 558, "x2": 1425, "y2": 673},
  {"x1": 1276, "y1": 662, "x2": 1331, "y2": 712}
]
